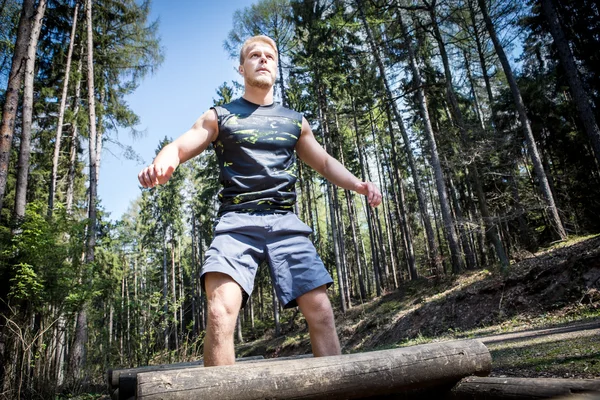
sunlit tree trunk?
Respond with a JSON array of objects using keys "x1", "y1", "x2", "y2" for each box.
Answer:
[
  {"x1": 272, "y1": 286, "x2": 280, "y2": 336},
  {"x1": 171, "y1": 240, "x2": 178, "y2": 352},
  {"x1": 13, "y1": 0, "x2": 47, "y2": 221},
  {"x1": 49, "y1": 0, "x2": 79, "y2": 216},
  {"x1": 162, "y1": 232, "x2": 168, "y2": 351},
  {"x1": 0, "y1": 0, "x2": 34, "y2": 211},
  {"x1": 66, "y1": 58, "x2": 83, "y2": 214},
  {"x1": 69, "y1": 0, "x2": 97, "y2": 384}
]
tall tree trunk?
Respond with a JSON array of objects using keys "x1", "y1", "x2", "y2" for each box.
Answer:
[
  {"x1": 345, "y1": 190, "x2": 366, "y2": 300},
  {"x1": 276, "y1": 50, "x2": 287, "y2": 107},
  {"x1": 162, "y1": 232, "x2": 168, "y2": 351},
  {"x1": 272, "y1": 286, "x2": 280, "y2": 336},
  {"x1": 236, "y1": 315, "x2": 243, "y2": 343},
  {"x1": 191, "y1": 218, "x2": 198, "y2": 337},
  {"x1": 315, "y1": 78, "x2": 346, "y2": 313},
  {"x1": 66, "y1": 58, "x2": 83, "y2": 214},
  {"x1": 171, "y1": 240, "x2": 178, "y2": 352},
  {"x1": 69, "y1": 0, "x2": 97, "y2": 384},
  {"x1": 468, "y1": 0, "x2": 498, "y2": 128},
  {"x1": 354, "y1": 133, "x2": 382, "y2": 296},
  {"x1": 372, "y1": 128, "x2": 399, "y2": 287},
  {"x1": 0, "y1": 0, "x2": 35, "y2": 211},
  {"x1": 333, "y1": 147, "x2": 351, "y2": 308},
  {"x1": 463, "y1": 50, "x2": 486, "y2": 130},
  {"x1": 398, "y1": 10, "x2": 464, "y2": 273},
  {"x1": 477, "y1": 0, "x2": 567, "y2": 240},
  {"x1": 382, "y1": 106, "x2": 418, "y2": 280},
  {"x1": 428, "y1": 3, "x2": 508, "y2": 269},
  {"x1": 357, "y1": 1, "x2": 443, "y2": 274},
  {"x1": 13, "y1": 0, "x2": 46, "y2": 221},
  {"x1": 49, "y1": 0, "x2": 79, "y2": 216},
  {"x1": 540, "y1": 0, "x2": 600, "y2": 165}
]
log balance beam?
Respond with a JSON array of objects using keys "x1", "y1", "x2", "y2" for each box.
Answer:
[
  {"x1": 108, "y1": 356, "x2": 266, "y2": 400},
  {"x1": 136, "y1": 339, "x2": 491, "y2": 399}
]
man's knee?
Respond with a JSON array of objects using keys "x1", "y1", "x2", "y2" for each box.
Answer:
[
  {"x1": 204, "y1": 273, "x2": 243, "y2": 334},
  {"x1": 297, "y1": 286, "x2": 335, "y2": 328}
]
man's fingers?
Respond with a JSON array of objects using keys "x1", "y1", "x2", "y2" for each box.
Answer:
[
  {"x1": 367, "y1": 183, "x2": 382, "y2": 207},
  {"x1": 138, "y1": 165, "x2": 158, "y2": 188}
]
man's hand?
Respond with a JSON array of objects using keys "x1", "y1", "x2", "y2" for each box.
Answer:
[
  {"x1": 138, "y1": 163, "x2": 175, "y2": 188},
  {"x1": 355, "y1": 181, "x2": 382, "y2": 207},
  {"x1": 137, "y1": 109, "x2": 219, "y2": 189}
]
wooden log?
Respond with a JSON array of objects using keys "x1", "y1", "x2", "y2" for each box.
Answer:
[
  {"x1": 108, "y1": 355, "x2": 265, "y2": 388},
  {"x1": 449, "y1": 376, "x2": 600, "y2": 399},
  {"x1": 137, "y1": 339, "x2": 491, "y2": 400},
  {"x1": 109, "y1": 355, "x2": 265, "y2": 400}
]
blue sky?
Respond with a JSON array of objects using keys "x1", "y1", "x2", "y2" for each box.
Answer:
[{"x1": 98, "y1": 0, "x2": 255, "y2": 220}]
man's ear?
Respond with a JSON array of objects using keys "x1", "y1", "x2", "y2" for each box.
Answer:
[{"x1": 239, "y1": 65, "x2": 244, "y2": 75}]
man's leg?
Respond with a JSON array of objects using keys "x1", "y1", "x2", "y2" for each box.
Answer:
[
  {"x1": 296, "y1": 285, "x2": 341, "y2": 357},
  {"x1": 203, "y1": 272, "x2": 243, "y2": 366}
]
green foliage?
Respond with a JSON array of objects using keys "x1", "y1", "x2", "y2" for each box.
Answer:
[{"x1": 8, "y1": 263, "x2": 43, "y2": 302}]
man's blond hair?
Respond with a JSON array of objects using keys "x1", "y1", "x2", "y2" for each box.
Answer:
[{"x1": 239, "y1": 35, "x2": 278, "y2": 65}]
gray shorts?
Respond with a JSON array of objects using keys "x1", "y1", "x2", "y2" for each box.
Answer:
[{"x1": 200, "y1": 211, "x2": 333, "y2": 309}]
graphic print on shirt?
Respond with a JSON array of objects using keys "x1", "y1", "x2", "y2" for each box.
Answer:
[{"x1": 212, "y1": 98, "x2": 303, "y2": 214}]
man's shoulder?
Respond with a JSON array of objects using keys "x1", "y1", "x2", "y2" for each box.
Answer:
[
  {"x1": 272, "y1": 103, "x2": 303, "y2": 122},
  {"x1": 212, "y1": 98, "x2": 244, "y2": 115}
]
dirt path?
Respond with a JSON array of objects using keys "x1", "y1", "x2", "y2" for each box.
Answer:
[
  {"x1": 469, "y1": 319, "x2": 600, "y2": 379},
  {"x1": 477, "y1": 320, "x2": 600, "y2": 346}
]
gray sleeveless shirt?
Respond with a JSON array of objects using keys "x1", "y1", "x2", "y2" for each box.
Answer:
[{"x1": 211, "y1": 98, "x2": 303, "y2": 215}]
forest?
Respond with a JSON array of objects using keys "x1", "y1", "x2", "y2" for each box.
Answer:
[{"x1": 0, "y1": 0, "x2": 599, "y2": 398}]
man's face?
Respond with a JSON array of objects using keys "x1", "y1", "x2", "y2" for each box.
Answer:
[{"x1": 240, "y1": 43, "x2": 277, "y2": 90}]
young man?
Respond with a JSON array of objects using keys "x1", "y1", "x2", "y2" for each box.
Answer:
[{"x1": 138, "y1": 35, "x2": 382, "y2": 366}]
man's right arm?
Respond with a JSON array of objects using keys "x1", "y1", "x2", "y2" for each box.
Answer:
[{"x1": 138, "y1": 109, "x2": 219, "y2": 188}]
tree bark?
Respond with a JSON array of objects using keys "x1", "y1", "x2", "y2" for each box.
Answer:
[
  {"x1": 477, "y1": 0, "x2": 567, "y2": 240},
  {"x1": 315, "y1": 78, "x2": 346, "y2": 312},
  {"x1": 162, "y1": 233, "x2": 168, "y2": 351},
  {"x1": 49, "y1": 0, "x2": 79, "y2": 216},
  {"x1": 272, "y1": 286, "x2": 280, "y2": 336},
  {"x1": 468, "y1": 0, "x2": 498, "y2": 128},
  {"x1": 0, "y1": 0, "x2": 35, "y2": 211},
  {"x1": 66, "y1": 58, "x2": 83, "y2": 214},
  {"x1": 69, "y1": 0, "x2": 97, "y2": 384},
  {"x1": 13, "y1": 0, "x2": 46, "y2": 221}
]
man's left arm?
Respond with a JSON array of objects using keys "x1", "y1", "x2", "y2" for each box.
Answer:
[{"x1": 296, "y1": 117, "x2": 382, "y2": 207}]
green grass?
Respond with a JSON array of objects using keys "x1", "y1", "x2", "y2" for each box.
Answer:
[{"x1": 490, "y1": 334, "x2": 600, "y2": 377}]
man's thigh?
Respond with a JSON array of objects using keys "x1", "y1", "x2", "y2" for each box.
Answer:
[
  {"x1": 200, "y1": 212, "x2": 266, "y2": 305},
  {"x1": 266, "y1": 213, "x2": 333, "y2": 308}
]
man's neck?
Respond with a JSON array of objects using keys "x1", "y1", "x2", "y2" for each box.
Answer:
[{"x1": 242, "y1": 86, "x2": 274, "y2": 106}]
